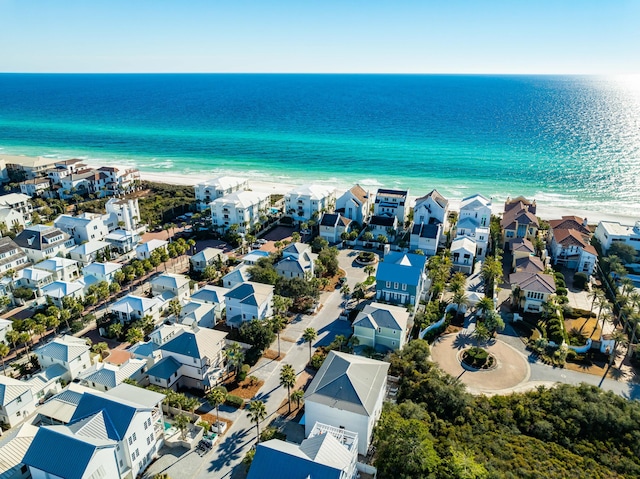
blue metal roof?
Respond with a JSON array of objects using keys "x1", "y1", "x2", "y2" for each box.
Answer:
[
  {"x1": 147, "y1": 356, "x2": 181, "y2": 380},
  {"x1": 161, "y1": 331, "x2": 201, "y2": 359},
  {"x1": 128, "y1": 340, "x2": 158, "y2": 358},
  {"x1": 375, "y1": 252, "x2": 426, "y2": 286},
  {"x1": 247, "y1": 441, "x2": 343, "y2": 479},
  {"x1": 69, "y1": 393, "x2": 138, "y2": 441},
  {"x1": 22, "y1": 427, "x2": 101, "y2": 479}
]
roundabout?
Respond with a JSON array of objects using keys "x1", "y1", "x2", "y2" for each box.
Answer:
[{"x1": 430, "y1": 332, "x2": 531, "y2": 395}]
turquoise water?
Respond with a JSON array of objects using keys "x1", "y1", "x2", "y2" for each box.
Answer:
[{"x1": 1, "y1": 74, "x2": 639, "y2": 215}]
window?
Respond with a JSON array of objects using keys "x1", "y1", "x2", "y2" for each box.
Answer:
[
  {"x1": 401, "y1": 283, "x2": 407, "y2": 291},
  {"x1": 135, "y1": 449, "x2": 140, "y2": 458},
  {"x1": 131, "y1": 452, "x2": 136, "y2": 461},
  {"x1": 128, "y1": 436, "x2": 133, "y2": 445},
  {"x1": 386, "y1": 281, "x2": 391, "y2": 288},
  {"x1": 394, "y1": 282, "x2": 399, "y2": 289}
]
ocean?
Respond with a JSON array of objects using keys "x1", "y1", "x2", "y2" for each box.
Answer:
[{"x1": 0, "y1": 74, "x2": 639, "y2": 216}]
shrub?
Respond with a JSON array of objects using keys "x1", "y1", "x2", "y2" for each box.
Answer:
[
  {"x1": 238, "y1": 364, "x2": 250, "y2": 382},
  {"x1": 573, "y1": 272, "x2": 589, "y2": 290},
  {"x1": 225, "y1": 394, "x2": 244, "y2": 409},
  {"x1": 554, "y1": 272, "x2": 565, "y2": 281},
  {"x1": 260, "y1": 426, "x2": 286, "y2": 442},
  {"x1": 566, "y1": 349, "x2": 578, "y2": 360},
  {"x1": 555, "y1": 278, "x2": 567, "y2": 288},
  {"x1": 310, "y1": 353, "x2": 326, "y2": 370},
  {"x1": 556, "y1": 286, "x2": 568, "y2": 296}
]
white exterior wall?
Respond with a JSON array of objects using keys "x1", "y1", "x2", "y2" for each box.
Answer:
[
  {"x1": 414, "y1": 197, "x2": 447, "y2": 225},
  {"x1": 0, "y1": 208, "x2": 26, "y2": 230},
  {"x1": 0, "y1": 244, "x2": 28, "y2": 274},
  {"x1": 409, "y1": 232, "x2": 439, "y2": 256},
  {"x1": 210, "y1": 192, "x2": 269, "y2": 234},
  {"x1": 195, "y1": 178, "x2": 249, "y2": 211},
  {"x1": 336, "y1": 190, "x2": 369, "y2": 225},
  {"x1": 23, "y1": 240, "x2": 74, "y2": 264},
  {"x1": 0, "y1": 389, "x2": 35, "y2": 428},
  {"x1": 123, "y1": 410, "x2": 160, "y2": 478},
  {"x1": 105, "y1": 198, "x2": 140, "y2": 231},
  {"x1": 225, "y1": 294, "x2": 273, "y2": 324},
  {"x1": 36, "y1": 350, "x2": 92, "y2": 381},
  {"x1": 304, "y1": 401, "x2": 373, "y2": 456},
  {"x1": 285, "y1": 188, "x2": 336, "y2": 222}
]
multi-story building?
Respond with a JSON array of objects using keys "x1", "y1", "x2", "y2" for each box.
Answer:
[
  {"x1": 34, "y1": 335, "x2": 92, "y2": 381},
  {"x1": 33, "y1": 257, "x2": 80, "y2": 282},
  {"x1": 285, "y1": 184, "x2": 336, "y2": 222},
  {"x1": 150, "y1": 273, "x2": 191, "y2": 301},
  {"x1": 373, "y1": 188, "x2": 409, "y2": 225},
  {"x1": 595, "y1": 220, "x2": 640, "y2": 256},
  {"x1": 335, "y1": 184, "x2": 371, "y2": 225},
  {"x1": 194, "y1": 176, "x2": 249, "y2": 212},
  {"x1": 548, "y1": 216, "x2": 597, "y2": 275},
  {"x1": 0, "y1": 376, "x2": 35, "y2": 428},
  {"x1": 54, "y1": 213, "x2": 110, "y2": 244},
  {"x1": 19, "y1": 177, "x2": 51, "y2": 197},
  {"x1": 501, "y1": 196, "x2": 539, "y2": 248},
  {"x1": 375, "y1": 252, "x2": 427, "y2": 306},
  {"x1": 13, "y1": 225, "x2": 74, "y2": 263},
  {"x1": 2, "y1": 154, "x2": 58, "y2": 179},
  {"x1": 210, "y1": 190, "x2": 270, "y2": 234},
  {"x1": 111, "y1": 295, "x2": 164, "y2": 324},
  {"x1": 96, "y1": 166, "x2": 140, "y2": 195},
  {"x1": 224, "y1": 281, "x2": 274, "y2": 328},
  {"x1": 352, "y1": 302, "x2": 410, "y2": 352},
  {"x1": 0, "y1": 193, "x2": 33, "y2": 223},
  {"x1": 105, "y1": 197, "x2": 141, "y2": 231},
  {"x1": 0, "y1": 237, "x2": 29, "y2": 275},
  {"x1": 413, "y1": 189, "x2": 449, "y2": 226}
]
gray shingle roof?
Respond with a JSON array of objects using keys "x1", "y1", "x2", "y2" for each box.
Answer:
[{"x1": 304, "y1": 351, "x2": 389, "y2": 416}]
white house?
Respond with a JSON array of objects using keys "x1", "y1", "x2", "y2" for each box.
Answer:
[
  {"x1": 148, "y1": 327, "x2": 228, "y2": 391},
  {"x1": 177, "y1": 301, "x2": 217, "y2": 329},
  {"x1": 210, "y1": 190, "x2": 270, "y2": 234},
  {"x1": 373, "y1": 188, "x2": 409, "y2": 225},
  {"x1": 274, "y1": 242, "x2": 316, "y2": 280},
  {"x1": 595, "y1": 220, "x2": 640, "y2": 256},
  {"x1": 0, "y1": 376, "x2": 35, "y2": 428},
  {"x1": 284, "y1": 184, "x2": 336, "y2": 222},
  {"x1": 0, "y1": 319, "x2": 12, "y2": 346},
  {"x1": 54, "y1": 213, "x2": 110, "y2": 244},
  {"x1": 0, "y1": 158, "x2": 7, "y2": 184},
  {"x1": 0, "y1": 423, "x2": 38, "y2": 479},
  {"x1": 34, "y1": 335, "x2": 92, "y2": 381},
  {"x1": 450, "y1": 236, "x2": 476, "y2": 274},
  {"x1": 13, "y1": 225, "x2": 74, "y2": 263},
  {"x1": 459, "y1": 193, "x2": 491, "y2": 228},
  {"x1": 409, "y1": 222, "x2": 442, "y2": 256},
  {"x1": 77, "y1": 359, "x2": 147, "y2": 392},
  {"x1": 111, "y1": 295, "x2": 164, "y2": 323},
  {"x1": 41, "y1": 280, "x2": 84, "y2": 308},
  {"x1": 0, "y1": 237, "x2": 29, "y2": 275},
  {"x1": 319, "y1": 212, "x2": 352, "y2": 244},
  {"x1": 304, "y1": 351, "x2": 389, "y2": 456},
  {"x1": 224, "y1": 281, "x2": 274, "y2": 328},
  {"x1": 248, "y1": 422, "x2": 359, "y2": 479},
  {"x1": 413, "y1": 189, "x2": 449, "y2": 226},
  {"x1": 548, "y1": 216, "x2": 597, "y2": 275},
  {"x1": 190, "y1": 247, "x2": 228, "y2": 273},
  {"x1": 455, "y1": 217, "x2": 490, "y2": 260},
  {"x1": 14, "y1": 267, "x2": 54, "y2": 293},
  {"x1": 190, "y1": 285, "x2": 228, "y2": 321},
  {"x1": 136, "y1": 239, "x2": 168, "y2": 260},
  {"x1": 335, "y1": 184, "x2": 371, "y2": 225},
  {"x1": 510, "y1": 271, "x2": 557, "y2": 313},
  {"x1": 352, "y1": 302, "x2": 410, "y2": 352},
  {"x1": 150, "y1": 273, "x2": 191, "y2": 301},
  {"x1": 106, "y1": 229, "x2": 141, "y2": 254},
  {"x1": 33, "y1": 257, "x2": 80, "y2": 282},
  {"x1": 96, "y1": 166, "x2": 140, "y2": 196},
  {"x1": 23, "y1": 383, "x2": 165, "y2": 479},
  {"x1": 195, "y1": 176, "x2": 249, "y2": 212},
  {"x1": 0, "y1": 193, "x2": 33, "y2": 223},
  {"x1": 221, "y1": 264, "x2": 251, "y2": 289},
  {"x1": 2, "y1": 154, "x2": 58, "y2": 180},
  {"x1": 0, "y1": 207, "x2": 26, "y2": 233},
  {"x1": 82, "y1": 261, "x2": 123, "y2": 284},
  {"x1": 368, "y1": 215, "x2": 398, "y2": 237},
  {"x1": 105, "y1": 197, "x2": 141, "y2": 231},
  {"x1": 69, "y1": 240, "x2": 112, "y2": 266}
]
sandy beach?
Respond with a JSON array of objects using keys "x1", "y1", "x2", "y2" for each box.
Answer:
[{"x1": 140, "y1": 171, "x2": 638, "y2": 227}]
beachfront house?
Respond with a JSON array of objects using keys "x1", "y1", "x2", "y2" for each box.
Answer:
[
  {"x1": 23, "y1": 384, "x2": 165, "y2": 479},
  {"x1": 2, "y1": 154, "x2": 58, "y2": 179},
  {"x1": 336, "y1": 184, "x2": 371, "y2": 225},
  {"x1": 54, "y1": 213, "x2": 110, "y2": 244},
  {"x1": 0, "y1": 237, "x2": 29, "y2": 275},
  {"x1": 284, "y1": 184, "x2": 336, "y2": 222},
  {"x1": 14, "y1": 225, "x2": 74, "y2": 263},
  {"x1": 190, "y1": 247, "x2": 228, "y2": 273},
  {"x1": 304, "y1": 351, "x2": 389, "y2": 456},
  {"x1": 224, "y1": 281, "x2": 274, "y2": 328},
  {"x1": 450, "y1": 236, "x2": 477, "y2": 274},
  {"x1": 501, "y1": 196, "x2": 539, "y2": 248},
  {"x1": 352, "y1": 302, "x2": 410, "y2": 352},
  {"x1": 34, "y1": 335, "x2": 92, "y2": 381},
  {"x1": 194, "y1": 176, "x2": 249, "y2": 212},
  {"x1": 595, "y1": 220, "x2": 640, "y2": 257},
  {"x1": 375, "y1": 252, "x2": 427, "y2": 306},
  {"x1": 96, "y1": 166, "x2": 140, "y2": 196},
  {"x1": 210, "y1": 190, "x2": 270, "y2": 234},
  {"x1": 413, "y1": 189, "x2": 449, "y2": 226},
  {"x1": 373, "y1": 188, "x2": 409, "y2": 225},
  {"x1": 318, "y1": 212, "x2": 352, "y2": 244},
  {"x1": 548, "y1": 216, "x2": 597, "y2": 275},
  {"x1": 510, "y1": 271, "x2": 556, "y2": 313}
]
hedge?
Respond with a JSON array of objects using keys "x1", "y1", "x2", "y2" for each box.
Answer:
[{"x1": 225, "y1": 394, "x2": 245, "y2": 409}]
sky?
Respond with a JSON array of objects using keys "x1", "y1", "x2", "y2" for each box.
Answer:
[{"x1": 0, "y1": 0, "x2": 639, "y2": 74}]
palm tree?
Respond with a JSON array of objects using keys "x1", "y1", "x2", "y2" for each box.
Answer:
[
  {"x1": 174, "y1": 414, "x2": 191, "y2": 440},
  {"x1": 271, "y1": 315, "x2": 286, "y2": 358},
  {"x1": 0, "y1": 343, "x2": 10, "y2": 376},
  {"x1": 290, "y1": 390, "x2": 304, "y2": 410},
  {"x1": 476, "y1": 296, "x2": 494, "y2": 318},
  {"x1": 620, "y1": 278, "x2": 635, "y2": 297},
  {"x1": 363, "y1": 265, "x2": 375, "y2": 278},
  {"x1": 6, "y1": 330, "x2": 20, "y2": 352},
  {"x1": 60, "y1": 309, "x2": 72, "y2": 332},
  {"x1": 206, "y1": 387, "x2": 228, "y2": 431},
  {"x1": 126, "y1": 327, "x2": 144, "y2": 345},
  {"x1": 246, "y1": 400, "x2": 267, "y2": 444},
  {"x1": 91, "y1": 342, "x2": 110, "y2": 359},
  {"x1": 333, "y1": 334, "x2": 347, "y2": 352},
  {"x1": 302, "y1": 327, "x2": 317, "y2": 362},
  {"x1": 588, "y1": 288, "x2": 606, "y2": 318},
  {"x1": 471, "y1": 323, "x2": 491, "y2": 351},
  {"x1": 451, "y1": 291, "x2": 469, "y2": 318},
  {"x1": 225, "y1": 342, "x2": 244, "y2": 377},
  {"x1": 279, "y1": 364, "x2": 296, "y2": 414},
  {"x1": 594, "y1": 297, "x2": 612, "y2": 337},
  {"x1": 609, "y1": 330, "x2": 629, "y2": 366}
]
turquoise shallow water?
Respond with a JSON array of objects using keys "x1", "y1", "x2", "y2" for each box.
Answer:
[{"x1": 0, "y1": 74, "x2": 639, "y2": 215}]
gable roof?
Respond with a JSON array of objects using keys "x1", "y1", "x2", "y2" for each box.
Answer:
[
  {"x1": 224, "y1": 281, "x2": 274, "y2": 306},
  {"x1": 77, "y1": 359, "x2": 146, "y2": 389},
  {"x1": 22, "y1": 426, "x2": 114, "y2": 479},
  {"x1": 33, "y1": 257, "x2": 78, "y2": 273},
  {"x1": 515, "y1": 256, "x2": 545, "y2": 273},
  {"x1": 151, "y1": 273, "x2": 190, "y2": 290},
  {"x1": 147, "y1": 356, "x2": 182, "y2": 381},
  {"x1": 69, "y1": 240, "x2": 110, "y2": 257},
  {"x1": 549, "y1": 216, "x2": 590, "y2": 235},
  {"x1": 82, "y1": 261, "x2": 122, "y2": 277},
  {"x1": 415, "y1": 189, "x2": 448, "y2": 209},
  {"x1": 451, "y1": 236, "x2": 476, "y2": 255},
  {"x1": 136, "y1": 239, "x2": 168, "y2": 254},
  {"x1": 191, "y1": 247, "x2": 225, "y2": 263},
  {"x1": 511, "y1": 238, "x2": 535, "y2": 254},
  {"x1": 553, "y1": 228, "x2": 588, "y2": 248},
  {"x1": 111, "y1": 294, "x2": 162, "y2": 314},
  {"x1": 14, "y1": 225, "x2": 70, "y2": 251},
  {"x1": 353, "y1": 302, "x2": 409, "y2": 332},
  {"x1": 69, "y1": 391, "x2": 145, "y2": 440},
  {"x1": 348, "y1": 184, "x2": 369, "y2": 204},
  {"x1": 460, "y1": 193, "x2": 491, "y2": 211},
  {"x1": 35, "y1": 335, "x2": 89, "y2": 362},
  {"x1": 41, "y1": 280, "x2": 83, "y2": 299},
  {"x1": 191, "y1": 285, "x2": 228, "y2": 304},
  {"x1": 305, "y1": 351, "x2": 389, "y2": 416},
  {"x1": 161, "y1": 327, "x2": 228, "y2": 360},
  {"x1": 0, "y1": 423, "x2": 38, "y2": 479},
  {"x1": 105, "y1": 383, "x2": 165, "y2": 408},
  {"x1": 0, "y1": 376, "x2": 32, "y2": 406}
]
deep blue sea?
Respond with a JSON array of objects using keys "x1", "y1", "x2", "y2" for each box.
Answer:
[{"x1": 1, "y1": 74, "x2": 639, "y2": 215}]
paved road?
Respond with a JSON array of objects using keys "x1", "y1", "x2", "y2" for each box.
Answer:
[{"x1": 143, "y1": 289, "x2": 352, "y2": 479}]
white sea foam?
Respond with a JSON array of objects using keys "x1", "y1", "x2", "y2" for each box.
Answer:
[{"x1": 358, "y1": 178, "x2": 384, "y2": 187}]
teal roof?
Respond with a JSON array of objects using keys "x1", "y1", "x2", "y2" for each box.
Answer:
[
  {"x1": 161, "y1": 331, "x2": 201, "y2": 359},
  {"x1": 376, "y1": 252, "x2": 426, "y2": 286},
  {"x1": 147, "y1": 356, "x2": 181, "y2": 380}
]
